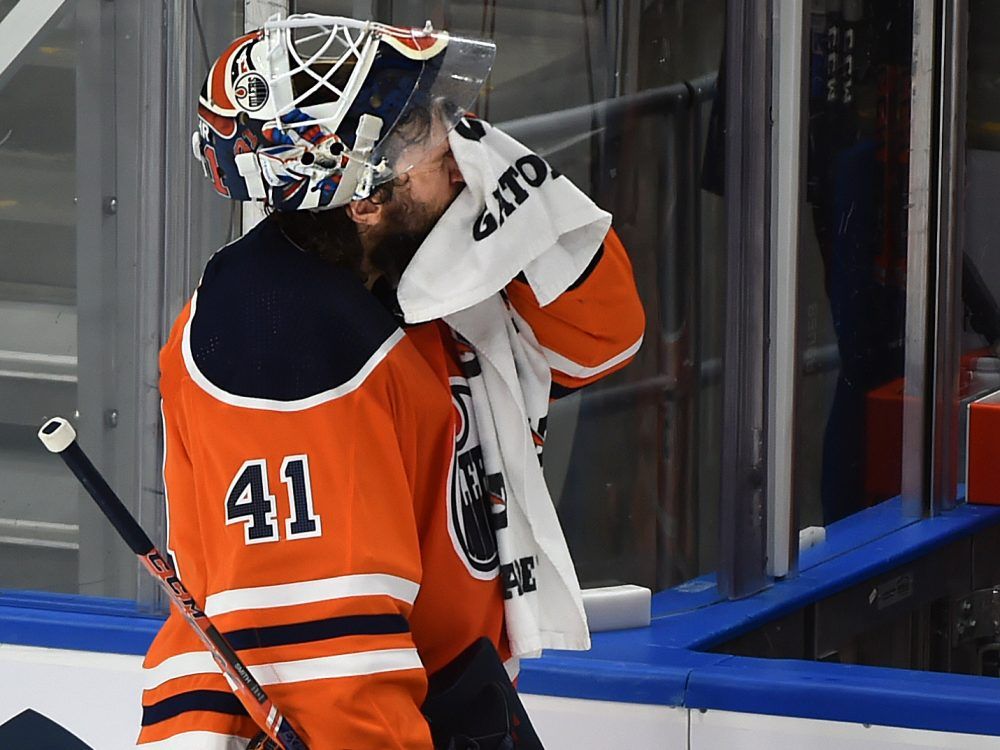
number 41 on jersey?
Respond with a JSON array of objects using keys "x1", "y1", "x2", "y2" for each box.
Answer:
[{"x1": 225, "y1": 455, "x2": 322, "y2": 544}]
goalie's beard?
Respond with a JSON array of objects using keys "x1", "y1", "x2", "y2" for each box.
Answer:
[
  {"x1": 273, "y1": 166, "x2": 455, "y2": 290},
  {"x1": 366, "y1": 227, "x2": 430, "y2": 289},
  {"x1": 365, "y1": 187, "x2": 443, "y2": 289},
  {"x1": 271, "y1": 197, "x2": 432, "y2": 290}
]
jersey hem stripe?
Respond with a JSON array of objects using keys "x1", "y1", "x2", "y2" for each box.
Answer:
[
  {"x1": 543, "y1": 333, "x2": 644, "y2": 379},
  {"x1": 203, "y1": 573, "x2": 420, "y2": 618},
  {"x1": 144, "y1": 647, "x2": 424, "y2": 689},
  {"x1": 138, "y1": 731, "x2": 249, "y2": 749},
  {"x1": 181, "y1": 289, "x2": 406, "y2": 411}
]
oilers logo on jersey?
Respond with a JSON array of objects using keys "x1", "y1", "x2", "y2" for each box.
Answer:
[{"x1": 448, "y1": 378, "x2": 500, "y2": 578}]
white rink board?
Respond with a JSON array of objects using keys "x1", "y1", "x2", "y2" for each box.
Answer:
[
  {"x1": 0, "y1": 644, "x2": 144, "y2": 749},
  {"x1": 690, "y1": 708, "x2": 1000, "y2": 750},
  {"x1": 521, "y1": 693, "x2": 688, "y2": 749},
  {"x1": 4, "y1": 644, "x2": 1000, "y2": 749}
]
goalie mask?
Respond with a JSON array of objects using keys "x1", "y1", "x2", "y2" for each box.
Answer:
[{"x1": 192, "y1": 14, "x2": 495, "y2": 210}]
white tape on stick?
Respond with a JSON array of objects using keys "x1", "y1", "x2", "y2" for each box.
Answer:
[{"x1": 37, "y1": 417, "x2": 76, "y2": 454}]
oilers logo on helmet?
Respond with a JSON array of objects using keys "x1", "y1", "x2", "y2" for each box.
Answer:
[{"x1": 234, "y1": 72, "x2": 269, "y2": 111}]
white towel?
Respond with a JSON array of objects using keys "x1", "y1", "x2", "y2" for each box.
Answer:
[
  {"x1": 397, "y1": 119, "x2": 611, "y2": 658},
  {"x1": 397, "y1": 118, "x2": 612, "y2": 323}
]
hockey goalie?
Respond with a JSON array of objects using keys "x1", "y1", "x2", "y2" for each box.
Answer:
[{"x1": 140, "y1": 13, "x2": 644, "y2": 749}]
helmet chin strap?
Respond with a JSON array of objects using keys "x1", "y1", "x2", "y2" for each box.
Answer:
[{"x1": 332, "y1": 113, "x2": 385, "y2": 205}]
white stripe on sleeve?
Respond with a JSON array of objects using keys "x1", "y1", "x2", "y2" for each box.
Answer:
[
  {"x1": 143, "y1": 648, "x2": 424, "y2": 691},
  {"x1": 542, "y1": 334, "x2": 643, "y2": 380},
  {"x1": 203, "y1": 573, "x2": 420, "y2": 617}
]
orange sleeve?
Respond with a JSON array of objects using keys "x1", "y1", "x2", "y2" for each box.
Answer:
[
  {"x1": 505, "y1": 227, "x2": 645, "y2": 396},
  {"x1": 140, "y1": 314, "x2": 437, "y2": 750}
]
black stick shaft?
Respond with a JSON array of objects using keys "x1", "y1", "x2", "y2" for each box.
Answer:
[
  {"x1": 40, "y1": 420, "x2": 309, "y2": 750},
  {"x1": 59, "y1": 441, "x2": 156, "y2": 555}
]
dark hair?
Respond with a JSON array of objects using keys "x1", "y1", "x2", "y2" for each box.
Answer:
[
  {"x1": 272, "y1": 207, "x2": 365, "y2": 276},
  {"x1": 270, "y1": 178, "x2": 404, "y2": 278}
]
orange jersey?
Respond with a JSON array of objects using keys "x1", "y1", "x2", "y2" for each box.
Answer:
[{"x1": 141, "y1": 217, "x2": 643, "y2": 749}]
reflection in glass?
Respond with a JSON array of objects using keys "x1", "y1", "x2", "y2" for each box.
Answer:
[
  {"x1": 962, "y1": 0, "x2": 1000, "y2": 494},
  {"x1": 796, "y1": 0, "x2": 913, "y2": 527},
  {"x1": 0, "y1": 9, "x2": 80, "y2": 592},
  {"x1": 0, "y1": 2, "x2": 245, "y2": 598},
  {"x1": 296, "y1": 0, "x2": 727, "y2": 591}
]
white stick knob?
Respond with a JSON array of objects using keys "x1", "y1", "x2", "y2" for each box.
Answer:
[{"x1": 38, "y1": 417, "x2": 77, "y2": 454}]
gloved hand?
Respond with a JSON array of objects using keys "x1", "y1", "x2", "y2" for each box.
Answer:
[{"x1": 424, "y1": 639, "x2": 544, "y2": 750}]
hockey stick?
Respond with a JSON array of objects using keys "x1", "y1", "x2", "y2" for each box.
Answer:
[{"x1": 37, "y1": 417, "x2": 308, "y2": 750}]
